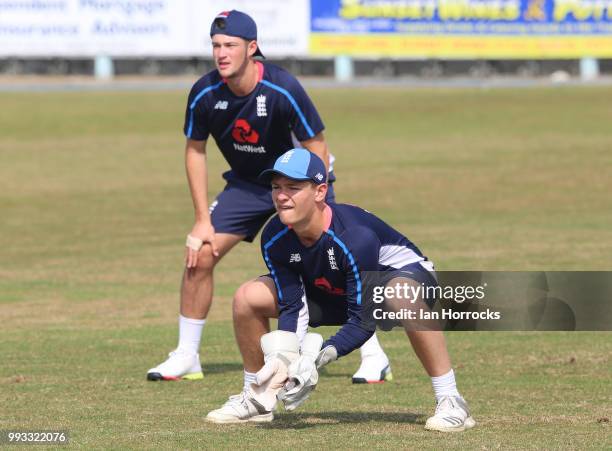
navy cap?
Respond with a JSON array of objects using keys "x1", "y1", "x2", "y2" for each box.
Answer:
[
  {"x1": 210, "y1": 10, "x2": 264, "y2": 58},
  {"x1": 260, "y1": 149, "x2": 327, "y2": 185}
]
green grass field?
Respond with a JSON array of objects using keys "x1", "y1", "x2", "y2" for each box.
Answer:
[{"x1": 1, "y1": 86, "x2": 611, "y2": 449}]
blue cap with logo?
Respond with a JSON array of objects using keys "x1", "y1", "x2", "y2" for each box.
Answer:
[
  {"x1": 210, "y1": 10, "x2": 264, "y2": 58},
  {"x1": 259, "y1": 149, "x2": 327, "y2": 185}
]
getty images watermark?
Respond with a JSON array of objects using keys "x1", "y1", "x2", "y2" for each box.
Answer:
[
  {"x1": 362, "y1": 271, "x2": 612, "y2": 331},
  {"x1": 371, "y1": 281, "x2": 501, "y2": 321}
]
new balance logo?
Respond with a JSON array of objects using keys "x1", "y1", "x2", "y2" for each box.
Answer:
[
  {"x1": 315, "y1": 173, "x2": 324, "y2": 181},
  {"x1": 289, "y1": 253, "x2": 301, "y2": 263},
  {"x1": 256, "y1": 95, "x2": 267, "y2": 117},
  {"x1": 327, "y1": 248, "x2": 339, "y2": 270},
  {"x1": 214, "y1": 100, "x2": 228, "y2": 110}
]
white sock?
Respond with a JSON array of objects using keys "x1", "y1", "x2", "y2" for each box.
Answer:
[
  {"x1": 359, "y1": 333, "x2": 388, "y2": 361},
  {"x1": 243, "y1": 370, "x2": 257, "y2": 393},
  {"x1": 431, "y1": 369, "x2": 460, "y2": 401},
  {"x1": 177, "y1": 314, "x2": 205, "y2": 355}
]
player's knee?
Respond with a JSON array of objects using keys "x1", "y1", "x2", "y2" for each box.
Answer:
[
  {"x1": 233, "y1": 281, "x2": 256, "y2": 318},
  {"x1": 195, "y1": 245, "x2": 217, "y2": 272},
  {"x1": 233, "y1": 279, "x2": 276, "y2": 319}
]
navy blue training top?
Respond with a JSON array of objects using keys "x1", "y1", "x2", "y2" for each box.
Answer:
[
  {"x1": 183, "y1": 62, "x2": 326, "y2": 185},
  {"x1": 261, "y1": 203, "x2": 428, "y2": 357}
]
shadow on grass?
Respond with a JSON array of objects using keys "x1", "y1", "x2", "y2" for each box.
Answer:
[
  {"x1": 201, "y1": 364, "x2": 377, "y2": 378},
  {"x1": 318, "y1": 368, "x2": 353, "y2": 379},
  {"x1": 204, "y1": 362, "x2": 244, "y2": 374},
  {"x1": 259, "y1": 411, "x2": 425, "y2": 430}
]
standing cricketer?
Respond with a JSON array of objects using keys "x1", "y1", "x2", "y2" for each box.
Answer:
[
  {"x1": 206, "y1": 149, "x2": 475, "y2": 433},
  {"x1": 147, "y1": 10, "x2": 391, "y2": 385}
]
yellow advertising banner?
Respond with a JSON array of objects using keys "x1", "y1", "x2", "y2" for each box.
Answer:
[
  {"x1": 310, "y1": 34, "x2": 612, "y2": 59},
  {"x1": 311, "y1": 1, "x2": 612, "y2": 58}
]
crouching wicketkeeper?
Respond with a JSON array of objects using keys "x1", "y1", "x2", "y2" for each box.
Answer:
[{"x1": 206, "y1": 149, "x2": 475, "y2": 432}]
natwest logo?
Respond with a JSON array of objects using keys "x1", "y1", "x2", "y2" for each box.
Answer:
[
  {"x1": 314, "y1": 277, "x2": 345, "y2": 295},
  {"x1": 232, "y1": 119, "x2": 259, "y2": 144}
]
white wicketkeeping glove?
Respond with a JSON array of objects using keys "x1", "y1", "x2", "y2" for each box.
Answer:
[
  {"x1": 316, "y1": 344, "x2": 338, "y2": 369},
  {"x1": 277, "y1": 333, "x2": 327, "y2": 411},
  {"x1": 247, "y1": 331, "x2": 300, "y2": 413}
]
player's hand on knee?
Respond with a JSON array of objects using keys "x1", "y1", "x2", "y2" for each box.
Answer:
[
  {"x1": 278, "y1": 333, "x2": 325, "y2": 411},
  {"x1": 247, "y1": 331, "x2": 300, "y2": 412},
  {"x1": 185, "y1": 221, "x2": 218, "y2": 268}
]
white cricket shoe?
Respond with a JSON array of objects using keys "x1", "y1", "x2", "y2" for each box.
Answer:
[
  {"x1": 146, "y1": 349, "x2": 203, "y2": 381},
  {"x1": 425, "y1": 396, "x2": 476, "y2": 432},
  {"x1": 352, "y1": 355, "x2": 393, "y2": 384},
  {"x1": 206, "y1": 392, "x2": 274, "y2": 424}
]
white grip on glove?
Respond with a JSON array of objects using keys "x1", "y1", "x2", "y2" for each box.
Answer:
[
  {"x1": 301, "y1": 333, "x2": 324, "y2": 359},
  {"x1": 316, "y1": 345, "x2": 338, "y2": 369},
  {"x1": 248, "y1": 331, "x2": 300, "y2": 413},
  {"x1": 277, "y1": 333, "x2": 324, "y2": 411}
]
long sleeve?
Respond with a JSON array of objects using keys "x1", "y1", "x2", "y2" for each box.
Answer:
[
  {"x1": 323, "y1": 227, "x2": 380, "y2": 356},
  {"x1": 261, "y1": 225, "x2": 305, "y2": 333}
]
